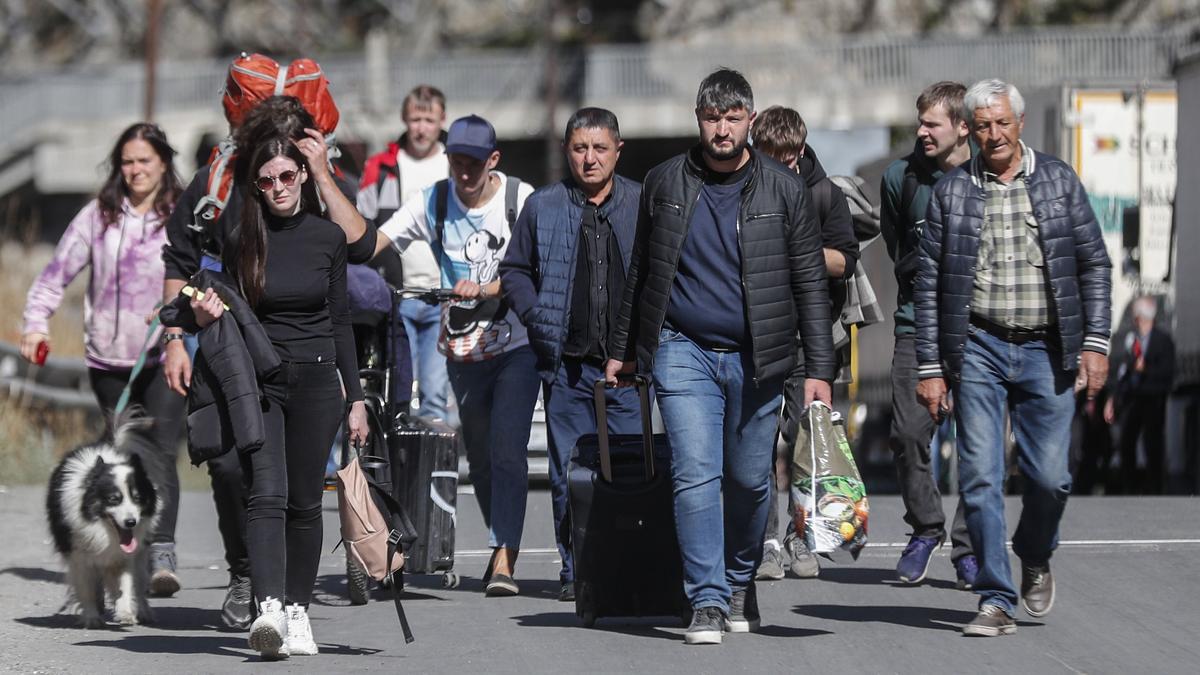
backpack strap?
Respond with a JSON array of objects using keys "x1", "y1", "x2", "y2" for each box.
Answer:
[
  {"x1": 504, "y1": 175, "x2": 519, "y2": 226},
  {"x1": 434, "y1": 179, "x2": 450, "y2": 243},
  {"x1": 899, "y1": 164, "x2": 920, "y2": 225}
]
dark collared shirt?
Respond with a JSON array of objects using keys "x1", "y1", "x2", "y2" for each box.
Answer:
[{"x1": 563, "y1": 191, "x2": 625, "y2": 361}]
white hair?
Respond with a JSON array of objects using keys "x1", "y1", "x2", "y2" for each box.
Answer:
[
  {"x1": 1133, "y1": 296, "x2": 1157, "y2": 320},
  {"x1": 963, "y1": 78, "x2": 1025, "y2": 121}
]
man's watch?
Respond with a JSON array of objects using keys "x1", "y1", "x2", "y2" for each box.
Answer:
[{"x1": 162, "y1": 332, "x2": 186, "y2": 346}]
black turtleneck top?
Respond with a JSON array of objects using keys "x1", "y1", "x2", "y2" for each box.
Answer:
[{"x1": 255, "y1": 210, "x2": 362, "y2": 402}]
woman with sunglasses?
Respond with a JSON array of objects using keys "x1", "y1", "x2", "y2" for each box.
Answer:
[
  {"x1": 22, "y1": 122, "x2": 187, "y2": 596},
  {"x1": 189, "y1": 127, "x2": 368, "y2": 660}
]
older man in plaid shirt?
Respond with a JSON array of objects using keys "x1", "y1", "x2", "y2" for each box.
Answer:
[{"x1": 913, "y1": 79, "x2": 1111, "y2": 637}]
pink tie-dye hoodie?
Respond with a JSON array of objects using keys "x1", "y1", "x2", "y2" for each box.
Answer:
[{"x1": 23, "y1": 198, "x2": 169, "y2": 370}]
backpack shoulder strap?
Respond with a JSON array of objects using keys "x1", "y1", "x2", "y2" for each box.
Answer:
[
  {"x1": 504, "y1": 175, "x2": 520, "y2": 226},
  {"x1": 434, "y1": 179, "x2": 450, "y2": 243},
  {"x1": 899, "y1": 163, "x2": 920, "y2": 223}
]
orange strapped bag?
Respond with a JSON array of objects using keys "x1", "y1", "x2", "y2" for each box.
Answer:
[{"x1": 193, "y1": 53, "x2": 340, "y2": 225}]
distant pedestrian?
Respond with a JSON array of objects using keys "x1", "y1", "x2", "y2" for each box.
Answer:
[
  {"x1": 606, "y1": 68, "x2": 835, "y2": 645},
  {"x1": 915, "y1": 78, "x2": 1111, "y2": 637},
  {"x1": 500, "y1": 107, "x2": 643, "y2": 602},
  {"x1": 22, "y1": 122, "x2": 186, "y2": 599},
  {"x1": 879, "y1": 82, "x2": 978, "y2": 590},
  {"x1": 358, "y1": 85, "x2": 453, "y2": 422},
  {"x1": 749, "y1": 105, "x2": 858, "y2": 582},
  {"x1": 1104, "y1": 296, "x2": 1174, "y2": 494}
]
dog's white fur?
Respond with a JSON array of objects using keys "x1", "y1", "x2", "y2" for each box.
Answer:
[{"x1": 47, "y1": 425, "x2": 160, "y2": 628}]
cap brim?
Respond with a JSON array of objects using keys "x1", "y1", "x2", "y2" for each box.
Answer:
[{"x1": 446, "y1": 144, "x2": 494, "y2": 161}]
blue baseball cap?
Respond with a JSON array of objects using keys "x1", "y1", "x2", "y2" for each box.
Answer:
[{"x1": 445, "y1": 114, "x2": 497, "y2": 160}]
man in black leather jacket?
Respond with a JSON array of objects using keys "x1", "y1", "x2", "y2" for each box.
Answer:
[
  {"x1": 605, "y1": 68, "x2": 834, "y2": 645},
  {"x1": 914, "y1": 79, "x2": 1111, "y2": 637}
]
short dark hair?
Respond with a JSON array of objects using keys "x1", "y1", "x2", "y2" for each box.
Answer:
[
  {"x1": 695, "y1": 68, "x2": 754, "y2": 114},
  {"x1": 563, "y1": 107, "x2": 621, "y2": 144},
  {"x1": 402, "y1": 84, "x2": 446, "y2": 117},
  {"x1": 751, "y1": 106, "x2": 807, "y2": 162},
  {"x1": 917, "y1": 81, "x2": 968, "y2": 126}
]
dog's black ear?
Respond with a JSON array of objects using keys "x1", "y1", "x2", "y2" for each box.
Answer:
[
  {"x1": 81, "y1": 459, "x2": 113, "y2": 521},
  {"x1": 126, "y1": 452, "x2": 158, "y2": 516}
]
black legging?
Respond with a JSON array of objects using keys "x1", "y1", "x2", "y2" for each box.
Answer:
[
  {"x1": 241, "y1": 361, "x2": 344, "y2": 606},
  {"x1": 89, "y1": 363, "x2": 186, "y2": 545}
]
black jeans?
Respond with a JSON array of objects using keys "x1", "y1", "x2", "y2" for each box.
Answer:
[
  {"x1": 90, "y1": 364, "x2": 186, "y2": 545},
  {"x1": 889, "y1": 335, "x2": 972, "y2": 560},
  {"x1": 241, "y1": 361, "x2": 344, "y2": 606},
  {"x1": 1118, "y1": 393, "x2": 1168, "y2": 494}
]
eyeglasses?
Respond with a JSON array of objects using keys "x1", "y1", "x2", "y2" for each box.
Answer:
[{"x1": 254, "y1": 169, "x2": 300, "y2": 192}]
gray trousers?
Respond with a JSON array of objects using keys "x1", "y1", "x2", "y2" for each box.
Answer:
[{"x1": 890, "y1": 334, "x2": 972, "y2": 561}]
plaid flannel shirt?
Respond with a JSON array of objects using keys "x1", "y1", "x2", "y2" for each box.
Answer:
[{"x1": 971, "y1": 142, "x2": 1051, "y2": 330}]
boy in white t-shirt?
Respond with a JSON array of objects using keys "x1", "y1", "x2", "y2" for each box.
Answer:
[{"x1": 376, "y1": 114, "x2": 537, "y2": 597}]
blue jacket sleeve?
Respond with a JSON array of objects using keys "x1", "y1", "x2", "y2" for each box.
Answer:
[
  {"x1": 914, "y1": 182, "x2": 945, "y2": 378},
  {"x1": 499, "y1": 194, "x2": 539, "y2": 322}
]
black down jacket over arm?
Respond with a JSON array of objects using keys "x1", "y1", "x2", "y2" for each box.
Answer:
[{"x1": 159, "y1": 269, "x2": 281, "y2": 465}]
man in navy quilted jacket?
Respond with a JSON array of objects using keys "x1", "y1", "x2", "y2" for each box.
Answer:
[{"x1": 913, "y1": 79, "x2": 1111, "y2": 637}]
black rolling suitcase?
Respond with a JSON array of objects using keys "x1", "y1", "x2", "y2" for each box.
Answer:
[
  {"x1": 388, "y1": 415, "x2": 462, "y2": 587},
  {"x1": 568, "y1": 376, "x2": 689, "y2": 627}
]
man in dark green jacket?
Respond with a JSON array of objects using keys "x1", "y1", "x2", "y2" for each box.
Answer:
[{"x1": 879, "y1": 81, "x2": 977, "y2": 590}]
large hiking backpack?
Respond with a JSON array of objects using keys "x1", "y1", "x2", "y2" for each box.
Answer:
[{"x1": 193, "y1": 54, "x2": 341, "y2": 227}]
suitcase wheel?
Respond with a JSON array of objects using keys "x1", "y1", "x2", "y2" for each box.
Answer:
[
  {"x1": 441, "y1": 572, "x2": 460, "y2": 589},
  {"x1": 581, "y1": 611, "x2": 597, "y2": 628}
]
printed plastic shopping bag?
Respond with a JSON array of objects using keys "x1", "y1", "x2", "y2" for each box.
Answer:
[{"x1": 789, "y1": 401, "x2": 868, "y2": 560}]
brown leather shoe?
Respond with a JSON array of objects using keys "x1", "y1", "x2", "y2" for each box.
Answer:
[
  {"x1": 1021, "y1": 563, "x2": 1055, "y2": 617},
  {"x1": 962, "y1": 604, "x2": 1017, "y2": 637}
]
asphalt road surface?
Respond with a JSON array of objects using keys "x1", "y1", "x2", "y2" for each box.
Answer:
[{"x1": 2, "y1": 482, "x2": 1198, "y2": 674}]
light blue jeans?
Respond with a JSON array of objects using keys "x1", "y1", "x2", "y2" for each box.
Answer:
[
  {"x1": 953, "y1": 327, "x2": 1076, "y2": 615},
  {"x1": 652, "y1": 328, "x2": 784, "y2": 612},
  {"x1": 401, "y1": 298, "x2": 453, "y2": 424}
]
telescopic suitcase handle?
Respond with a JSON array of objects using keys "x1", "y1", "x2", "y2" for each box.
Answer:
[{"x1": 593, "y1": 375, "x2": 655, "y2": 483}]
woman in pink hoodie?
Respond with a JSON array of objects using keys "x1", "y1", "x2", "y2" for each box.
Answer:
[{"x1": 22, "y1": 122, "x2": 187, "y2": 597}]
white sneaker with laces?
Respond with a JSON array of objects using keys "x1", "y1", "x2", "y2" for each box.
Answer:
[
  {"x1": 248, "y1": 597, "x2": 289, "y2": 660},
  {"x1": 285, "y1": 604, "x2": 319, "y2": 655}
]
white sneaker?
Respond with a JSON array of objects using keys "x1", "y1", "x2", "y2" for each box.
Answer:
[
  {"x1": 248, "y1": 597, "x2": 289, "y2": 660},
  {"x1": 285, "y1": 604, "x2": 319, "y2": 655}
]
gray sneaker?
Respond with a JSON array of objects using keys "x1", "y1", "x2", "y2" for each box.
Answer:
[
  {"x1": 724, "y1": 583, "x2": 761, "y2": 633},
  {"x1": 221, "y1": 574, "x2": 253, "y2": 629},
  {"x1": 1021, "y1": 563, "x2": 1055, "y2": 617},
  {"x1": 784, "y1": 534, "x2": 820, "y2": 578},
  {"x1": 684, "y1": 606, "x2": 725, "y2": 645},
  {"x1": 962, "y1": 603, "x2": 1017, "y2": 637},
  {"x1": 148, "y1": 543, "x2": 181, "y2": 598},
  {"x1": 755, "y1": 544, "x2": 785, "y2": 581}
]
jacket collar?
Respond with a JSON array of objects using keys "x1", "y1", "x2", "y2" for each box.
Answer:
[
  {"x1": 566, "y1": 175, "x2": 626, "y2": 217},
  {"x1": 969, "y1": 140, "x2": 1036, "y2": 187},
  {"x1": 685, "y1": 144, "x2": 758, "y2": 192}
]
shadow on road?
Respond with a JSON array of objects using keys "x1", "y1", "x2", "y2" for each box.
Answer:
[
  {"x1": 794, "y1": 603, "x2": 978, "y2": 631},
  {"x1": 0, "y1": 566, "x2": 64, "y2": 584},
  {"x1": 815, "y1": 567, "x2": 959, "y2": 590},
  {"x1": 16, "y1": 605, "x2": 241, "y2": 633},
  {"x1": 514, "y1": 611, "x2": 682, "y2": 640},
  {"x1": 75, "y1": 634, "x2": 246, "y2": 657}
]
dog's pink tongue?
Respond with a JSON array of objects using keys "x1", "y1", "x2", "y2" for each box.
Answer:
[{"x1": 119, "y1": 530, "x2": 138, "y2": 554}]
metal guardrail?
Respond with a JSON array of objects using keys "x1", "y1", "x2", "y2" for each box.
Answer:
[
  {"x1": 1, "y1": 25, "x2": 1194, "y2": 157},
  {"x1": 0, "y1": 340, "x2": 97, "y2": 409}
]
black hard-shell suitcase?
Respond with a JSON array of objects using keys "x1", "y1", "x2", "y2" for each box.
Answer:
[
  {"x1": 388, "y1": 415, "x2": 461, "y2": 587},
  {"x1": 567, "y1": 376, "x2": 689, "y2": 627}
]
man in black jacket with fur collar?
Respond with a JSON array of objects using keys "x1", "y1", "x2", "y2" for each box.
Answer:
[{"x1": 605, "y1": 68, "x2": 834, "y2": 645}]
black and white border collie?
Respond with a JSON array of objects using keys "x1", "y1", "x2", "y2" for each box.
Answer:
[{"x1": 45, "y1": 423, "x2": 159, "y2": 628}]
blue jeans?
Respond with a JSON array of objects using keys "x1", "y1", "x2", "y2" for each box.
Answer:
[
  {"x1": 447, "y1": 346, "x2": 540, "y2": 549},
  {"x1": 401, "y1": 298, "x2": 453, "y2": 424},
  {"x1": 544, "y1": 357, "x2": 644, "y2": 583},
  {"x1": 953, "y1": 327, "x2": 1076, "y2": 615},
  {"x1": 652, "y1": 329, "x2": 784, "y2": 612}
]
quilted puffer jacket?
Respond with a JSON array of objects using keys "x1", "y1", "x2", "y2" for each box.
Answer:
[
  {"x1": 608, "y1": 146, "x2": 835, "y2": 384},
  {"x1": 160, "y1": 269, "x2": 280, "y2": 464},
  {"x1": 914, "y1": 148, "x2": 1112, "y2": 381}
]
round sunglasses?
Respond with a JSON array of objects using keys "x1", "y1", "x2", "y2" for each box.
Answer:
[{"x1": 254, "y1": 169, "x2": 300, "y2": 192}]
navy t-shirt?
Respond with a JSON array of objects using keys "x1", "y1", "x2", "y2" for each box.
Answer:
[{"x1": 665, "y1": 163, "x2": 750, "y2": 350}]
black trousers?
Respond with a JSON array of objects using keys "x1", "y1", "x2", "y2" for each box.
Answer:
[
  {"x1": 1118, "y1": 393, "x2": 1168, "y2": 495},
  {"x1": 89, "y1": 364, "x2": 186, "y2": 545},
  {"x1": 241, "y1": 361, "x2": 344, "y2": 606},
  {"x1": 888, "y1": 335, "x2": 972, "y2": 560}
]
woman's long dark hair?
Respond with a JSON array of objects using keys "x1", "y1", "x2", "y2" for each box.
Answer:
[
  {"x1": 232, "y1": 135, "x2": 321, "y2": 308},
  {"x1": 97, "y1": 122, "x2": 182, "y2": 228}
]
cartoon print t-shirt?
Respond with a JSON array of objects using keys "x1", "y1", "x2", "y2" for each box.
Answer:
[{"x1": 381, "y1": 171, "x2": 534, "y2": 361}]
